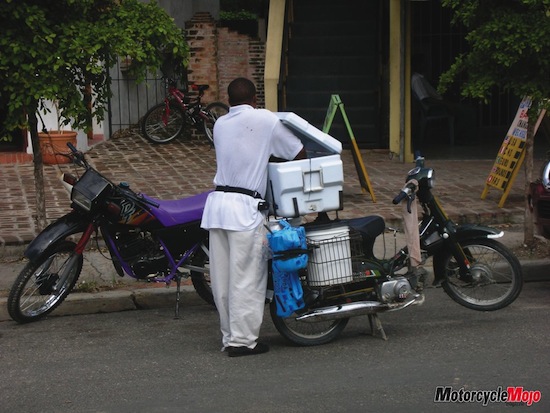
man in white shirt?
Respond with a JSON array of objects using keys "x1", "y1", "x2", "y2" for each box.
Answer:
[{"x1": 201, "y1": 77, "x2": 305, "y2": 357}]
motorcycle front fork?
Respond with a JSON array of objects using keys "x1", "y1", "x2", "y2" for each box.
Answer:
[
  {"x1": 388, "y1": 226, "x2": 472, "y2": 281},
  {"x1": 74, "y1": 223, "x2": 95, "y2": 254}
]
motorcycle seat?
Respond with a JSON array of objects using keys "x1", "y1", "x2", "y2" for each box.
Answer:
[
  {"x1": 143, "y1": 190, "x2": 212, "y2": 227},
  {"x1": 347, "y1": 216, "x2": 385, "y2": 240}
]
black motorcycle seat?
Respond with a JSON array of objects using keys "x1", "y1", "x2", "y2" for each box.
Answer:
[
  {"x1": 346, "y1": 216, "x2": 385, "y2": 240},
  {"x1": 143, "y1": 190, "x2": 212, "y2": 227}
]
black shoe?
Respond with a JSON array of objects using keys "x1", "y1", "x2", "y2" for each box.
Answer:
[{"x1": 227, "y1": 342, "x2": 270, "y2": 357}]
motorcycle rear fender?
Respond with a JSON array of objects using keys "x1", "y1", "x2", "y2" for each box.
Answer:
[
  {"x1": 430, "y1": 224, "x2": 503, "y2": 285},
  {"x1": 25, "y1": 211, "x2": 90, "y2": 262}
]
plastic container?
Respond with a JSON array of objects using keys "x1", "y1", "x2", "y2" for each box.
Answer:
[
  {"x1": 306, "y1": 225, "x2": 353, "y2": 286},
  {"x1": 266, "y1": 154, "x2": 344, "y2": 217},
  {"x1": 266, "y1": 112, "x2": 344, "y2": 218}
]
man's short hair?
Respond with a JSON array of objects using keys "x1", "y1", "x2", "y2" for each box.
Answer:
[{"x1": 228, "y1": 78, "x2": 256, "y2": 106}]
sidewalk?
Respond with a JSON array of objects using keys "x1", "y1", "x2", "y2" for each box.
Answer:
[
  {"x1": 1, "y1": 128, "x2": 548, "y2": 322},
  {"x1": 0, "y1": 128, "x2": 537, "y2": 245}
]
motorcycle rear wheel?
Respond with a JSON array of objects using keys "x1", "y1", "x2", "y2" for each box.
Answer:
[
  {"x1": 8, "y1": 241, "x2": 83, "y2": 323},
  {"x1": 438, "y1": 238, "x2": 523, "y2": 311},
  {"x1": 189, "y1": 243, "x2": 214, "y2": 306},
  {"x1": 269, "y1": 302, "x2": 349, "y2": 346}
]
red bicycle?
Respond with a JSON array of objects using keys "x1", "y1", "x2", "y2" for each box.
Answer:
[{"x1": 141, "y1": 77, "x2": 228, "y2": 146}]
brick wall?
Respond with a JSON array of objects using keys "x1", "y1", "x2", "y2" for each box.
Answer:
[{"x1": 185, "y1": 12, "x2": 266, "y2": 107}]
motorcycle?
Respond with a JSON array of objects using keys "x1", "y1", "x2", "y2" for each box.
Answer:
[
  {"x1": 7, "y1": 143, "x2": 213, "y2": 324},
  {"x1": 9, "y1": 147, "x2": 523, "y2": 346},
  {"x1": 529, "y1": 158, "x2": 550, "y2": 239},
  {"x1": 268, "y1": 153, "x2": 523, "y2": 346}
]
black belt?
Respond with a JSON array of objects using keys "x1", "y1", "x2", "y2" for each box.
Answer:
[{"x1": 215, "y1": 186, "x2": 263, "y2": 199}]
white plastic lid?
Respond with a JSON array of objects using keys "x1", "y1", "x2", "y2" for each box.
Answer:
[{"x1": 276, "y1": 112, "x2": 342, "y2": 155}]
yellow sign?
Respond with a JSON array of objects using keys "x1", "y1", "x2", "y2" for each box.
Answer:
[{"x1": 482, "y1": 97, "x2": 547, "y2": 207}]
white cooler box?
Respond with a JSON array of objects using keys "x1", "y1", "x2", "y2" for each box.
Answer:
[{"x1": 266, "y1": 113, "x2": 344, "y2": 218}]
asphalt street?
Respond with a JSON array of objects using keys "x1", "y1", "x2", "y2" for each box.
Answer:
[{"x1": 0, "y1": 281, "x2": 548, "y2": 413}]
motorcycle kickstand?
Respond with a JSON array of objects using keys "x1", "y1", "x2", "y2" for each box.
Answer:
[
  {"x1": 174, "y1": 274, "x2": 182, "y2": 320},
  {"x1": 368, "y1": 314, "x2": 388, "y2": 341}
]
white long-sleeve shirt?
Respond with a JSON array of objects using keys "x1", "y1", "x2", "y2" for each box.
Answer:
[{"x1": 201, "y1": 105, "x2": 303, "y2": 231}]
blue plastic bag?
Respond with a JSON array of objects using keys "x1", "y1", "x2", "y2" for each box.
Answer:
[
  {"x1": 267, "y1": 220, "x2": 308, "y2": 272},
  {"x1": 267, "y1": 220, "x2": 307, "y2": 317},
  {"x1": 272, "y1": 270, "x2": 305, "y2": 317}
]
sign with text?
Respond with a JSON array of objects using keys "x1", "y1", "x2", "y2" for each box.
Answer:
[{"x1": 482, "y1": 97, "x2": 546, "y2": 207}]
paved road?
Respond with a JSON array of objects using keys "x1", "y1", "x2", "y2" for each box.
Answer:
[{"x1": 1, "y1": 281, "x2": 548, "y2": 413}]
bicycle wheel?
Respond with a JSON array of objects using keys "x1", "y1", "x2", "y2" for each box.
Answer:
[
  {"x1": 269, "y1": 301, "x2": 349, "y2": 346},
  {"x1": 188, "y1": 242, "x2": 214, "y2": 306},
  {"x1": 8, "y1": 241, "x2": 83, "y2": 323},
  {"x1": 201, "y1": 102, "x2": 229, "y2": 146},
  {"x1": 142, "y1": 102, "x2": 185, "y2": 144},
  {"x1": 438, "y1": 238, "x2": 523, "y2": 311}
]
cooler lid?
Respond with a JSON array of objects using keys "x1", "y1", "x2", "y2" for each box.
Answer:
[{"x1": 276, "y1": 112, "x2": 342, "y2": 156}]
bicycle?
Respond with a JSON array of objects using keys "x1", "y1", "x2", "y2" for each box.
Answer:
[{"x1": 141, "y1": 77, "x2": 228, "y2": 146}]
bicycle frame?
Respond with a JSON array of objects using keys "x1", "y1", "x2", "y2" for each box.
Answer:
[{"x1": 162, "y1": 79, "x2": 208, "y2": 125}]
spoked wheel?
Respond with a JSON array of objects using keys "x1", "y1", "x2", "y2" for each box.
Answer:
[
  {"x1": 8, "y1": 241, "x2": 83, "y2": 323},
  {"x1": 188, "y1": 242, "x2": 214, "y2": 306},
  {"x1": 439, "y1": 239, "x2": 523, "y2": 311},
  {"x1": 269, "y1": 302, "x2": 349, "y2": 346},
  {"x1": 141, "y1": 102, "x2": 185, "y2": 144},
  {"x1": 201, "y1": 102, "x2": 229, "y2": 147}
]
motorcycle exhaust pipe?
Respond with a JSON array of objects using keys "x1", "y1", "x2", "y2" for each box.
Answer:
[{"x1": 295, "y1": 296, "x2": 421, "y2": 323}]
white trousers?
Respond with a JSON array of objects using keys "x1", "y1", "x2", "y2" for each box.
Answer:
[{"x1": 209, "y1": 225, "x2": 268, "y2": 349}]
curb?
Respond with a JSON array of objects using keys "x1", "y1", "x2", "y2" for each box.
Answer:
[
  {"x1": 1, "y1": 260, "x2": 548, "y2": 323},
  {"x1": 0, "y1": 285, "x2": 205, "y2": 323}
]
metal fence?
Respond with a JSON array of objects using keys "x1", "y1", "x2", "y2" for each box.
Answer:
[{"x1": 106, "y1": 59, "x2": 166, "y2": 137}]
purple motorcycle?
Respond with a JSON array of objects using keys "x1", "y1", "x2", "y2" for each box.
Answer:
[{"x1": 8, "y1": 144, "x2": 212, "y2": 323}]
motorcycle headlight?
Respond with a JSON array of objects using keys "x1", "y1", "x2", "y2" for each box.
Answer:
[
  {"x1": 426, "y1": 169, "x2": 435, "y2": 188},
  {"x1": 71, "y1": 170, "x2": 112, "y2": 212},
  {"x1": 407, "y1": 167, "x2": 435, "y2": 189}
]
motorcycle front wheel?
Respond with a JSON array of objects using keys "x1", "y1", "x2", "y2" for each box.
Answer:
[
  {"x1": 8, "y1": 241, "x2": 83, "y2": 323},
  {"x1": 437, "y1": 238, "x2": 523, "y2": 311},
  {"x1": 269, "y1": 302, "x2": 349, "y2": 346},
  {"x1": 141, "y1": 102, "x2": 185, "y2": 144}
]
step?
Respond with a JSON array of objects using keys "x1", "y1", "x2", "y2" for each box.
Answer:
[
  {"x1": 285, "y1": 90, "x2": 378, "y2": 108},
  {"x1": 287, "y1": 55, "x2": 371, "y2": 76},
  {"x1": 288, "y1": 35, "x2": 377, "y2": 57},
  {"x1": 291, "y1": 21, "x2": 371, "y2": 37},
  {"x1": 285, "y1": 75, "x2": 377, "y2": 92},
  {"x1": 293, "y1": 1, "x2": 378, "y2": 22}
]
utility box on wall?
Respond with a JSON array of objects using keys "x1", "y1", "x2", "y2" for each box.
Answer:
[{"x1": 266, "y1": 113, "x2": 344, "y2": 218}]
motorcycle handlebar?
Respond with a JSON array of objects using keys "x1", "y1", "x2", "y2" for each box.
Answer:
[
  {"x1": 65, "y1": 142, "x2": 161, "y2": 209},
  {"x1": 66, "y1": 142, "x2": 88, "y2": 168},
  {"x1": 392, "y1": 182, "x2": 417, "y2": 204},
  {"x1": 392, "y1": 191, "x2": 408, "y2": 205},
  {"x1": 392, "y1": 181, "x2": 418, "y2": 213}
]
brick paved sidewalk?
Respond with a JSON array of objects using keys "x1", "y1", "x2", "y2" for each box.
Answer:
[{"x1": 0, "y1": 128, "x2": 538, "y2": 246}]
